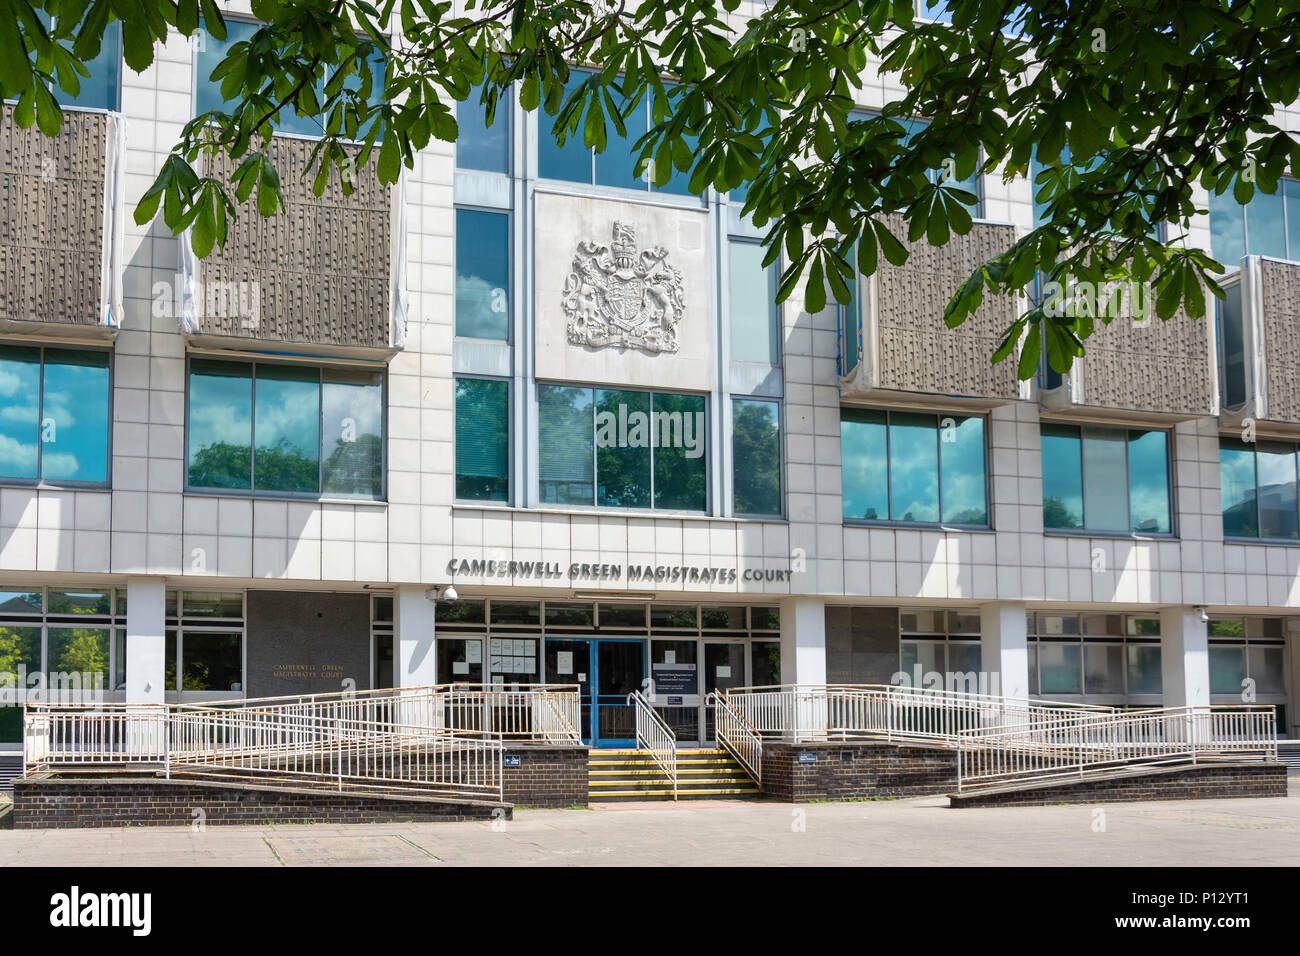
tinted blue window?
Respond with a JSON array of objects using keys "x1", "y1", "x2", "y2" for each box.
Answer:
[
  {"x1": 457, "y1": 86, "x2": 510, "y2": 173},
  {"x1": 1041, "y1": 423, "x2": 1084, "y2": 529},
  {"x1": 0, "y1": 347, "x2": 42, "y2": 480},
  {"x1": 321, "y1": 369, "x2": 383, "y2": 498},
  {"x1": 55, "y1": 22, "x2": 120, "y2": 111},
  {"x1": 455, "y1": 209, "x2": 510, "y2": 340},
  {"x1": 841, "y1": 409, "x2": 888, "y2": 521},
  {"x1": 729, "y1": 240, "x2": 779, "y2": 365},
  {"x1": 732, "y1": 398, "x2": 782, "y2": 517},
  {"x1": 253, "y1": 365, "x2": 319, "y2": 493},
  {"x1": 39, "y1": 350, "x2": 110, "y2": 483},
  {"x1": 188, "y1": 360, "x2": 253, "y2": 490},
  {"x1": 538, "y1": 71, "x2": 594, "y2": 183},
  {"x1": 1219, "y1": 439, "x2": 1257, "y2": 537},
  {"x1": 595, "y1": 90, "x2": 648, "y2": 191},
  {"x1": 1043, "y1": 424, "x2": 1171, "y2": 533},
  {"x1": 889, "y1": 412, "x2": 939, "y2": 522},
  {"x1": 455, "y1": 377, "x2": 509, "y2": 502},
  {"x1": 940, "y1": 416, "x2": 986, "y2": 524}
]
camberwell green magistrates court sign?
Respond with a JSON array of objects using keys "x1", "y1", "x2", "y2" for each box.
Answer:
[{"x1": 445, "y1": 557, "x2": 799, "y2": 584}]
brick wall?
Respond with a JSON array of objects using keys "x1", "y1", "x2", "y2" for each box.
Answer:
[
  {"x1": 949, "y1": 762, "x2": 1289, "y2": 808},
  {"x1": 762, "y1": 742, "x2": 959, "y2": 802},
  {"x1": 13, "y1": 776, "x2": 507, "y2": 829},
  {"x1": 502, "y1": 746, "x2": 589, "y2": 808}
]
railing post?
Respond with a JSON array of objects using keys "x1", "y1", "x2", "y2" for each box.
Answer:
[{"x1": 336, "y1": 713, "x2": 343, "y2": 791}]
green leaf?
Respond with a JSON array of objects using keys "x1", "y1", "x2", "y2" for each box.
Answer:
[
  {"x1": 805, "y1": 255, "x2": 827, "y2": 314},
  {"x1": 1017, "y1": 323, "x2": 1041, "y2": 380}
]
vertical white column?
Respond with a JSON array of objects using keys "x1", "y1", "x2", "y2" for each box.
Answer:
[
  {"x1": 1159, "y1": 606, "x2": 1211, "y2": 708},
  {"x1": 779, "y1": 597, "x2": 827, "y2": 684},
  {"x1": 779, "y1": 598, "x2": 827, "y2": 741},
  {"x1": 395, "y1": 585, "x2": 438, "y2": 687},
  {"x1": 125, "y1": 577, "x2": 166, "y2": 704},
  {"x1": 979, "y1": 602, "x2": 1029, "y2": 700}
]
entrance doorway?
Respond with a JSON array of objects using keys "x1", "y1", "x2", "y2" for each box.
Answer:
[
  {"x1": 544, "y1": 637, "x2": 645, "y2": 747},
  {"x1": 702, "y1": 639, "x2": 747, "y2": 742}
]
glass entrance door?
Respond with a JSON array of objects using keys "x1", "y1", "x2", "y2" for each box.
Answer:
[
  {"x1": 703, "y1": 640, "x2": 747, "y2": 742},
  {"x1": 545, "y1": 638, "x2": 644, "y2": 747}
]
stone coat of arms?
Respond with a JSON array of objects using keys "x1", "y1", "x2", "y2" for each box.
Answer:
[{"x1": 562, "y1": 222, "x2": 685, "y2": 354}]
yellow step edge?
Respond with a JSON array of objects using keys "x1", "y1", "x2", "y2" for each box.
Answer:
[
  {"x1": 591, "y1": 789, "x2": 762, "y2": 797},
  {"x1": 589, "y1": 778, "x2": 757, "y2": 787}
]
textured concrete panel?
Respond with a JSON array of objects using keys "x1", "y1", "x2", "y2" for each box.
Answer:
[
  {"x1": 244, "y1": 589, "x2": 371, "y2": 697},
  {"x1": 1076, "y1": 301, "x2": 1212, "y2": 416},
  {"x1": 0, "y1": 105, "x2": 107, "y2": 325},
  {"x1": 203, "y1": 135, "x2": 391, "y2": 348},
  {"x1": 873, "y1": 217, "x2": 1021, "y2": 400},
  {"x1": 1260, "y1": 258, "x2": 1300, "y2": 423}
]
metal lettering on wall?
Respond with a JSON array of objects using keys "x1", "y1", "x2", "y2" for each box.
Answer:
[{"x1": 563, "y1": 221, "x2": 685, "y2": 354}]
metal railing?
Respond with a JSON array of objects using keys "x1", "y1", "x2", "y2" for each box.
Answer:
[
  {"x1": 726, "y1": 683, "x2": 1113, "y2": 746},
  {"x1": 956, "y1": 705, "x2": 1278, "y2": 790},
  {"x1": 23, "y1": 683, "x2": 582, "y2": 800},
  {"x1": 708, "y1": 691, "x2": 763, "y2": 785},
  {"x1": 627, "y1": 691, "x2": 676, "y2": 798}
]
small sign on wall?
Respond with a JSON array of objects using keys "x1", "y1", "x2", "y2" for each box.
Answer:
[
  {"x1": 504, "y1": 755, "x2": 522, "y2": 768},
  {"x1": 798, "y1": 751, "x2": 819, "y2": 764}
]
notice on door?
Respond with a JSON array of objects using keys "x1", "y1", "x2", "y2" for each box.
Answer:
[
  {"x1": 556, "y1": 651, "x2": 574, "y2": 675},
  {"x1": 652, "y1": 662, "x2": 698, "y2": 696}
]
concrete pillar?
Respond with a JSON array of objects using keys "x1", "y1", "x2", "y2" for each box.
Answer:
[
  {"x1": 1159, "y1": 606, "x2": 1210, "y2": 708},
  {"x1": 395, "y1": 585, "x2": 438, "y2": 687},
  {"x1": 779, "y1": 597, "x2": 827, "y2": 685},
  {"x1": 979, "y1": 602, "x2": 1029, "y2": 701},
  {"x1": 125, "y1": 577, "x2": 166, "y2": 704},
  {"x1": 779, "y1": 598, "x2": 827, "y2": 741}
]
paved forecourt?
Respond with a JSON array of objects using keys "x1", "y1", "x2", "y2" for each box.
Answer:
[{"x1": 2, "y1": 789, "x2": 1300, "y2": 866}]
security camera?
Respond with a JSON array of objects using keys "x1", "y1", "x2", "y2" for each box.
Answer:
[
  {"x1": 424, "y1": 585, "x2": 458, "y2": 602},
  {"x1": 442, "y1": 585, "x2": 458, "y2": 603},
  {"x1": 1196, "y1": 606, "x2": 1209, "y2": 623}
]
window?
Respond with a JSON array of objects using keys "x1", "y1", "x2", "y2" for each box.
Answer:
[
  {"x1": 187, "y1": 360, "x2": 383, "y2": 498},
  {"x1": 1219, "y1": 437, "x2": 1300, "y2": 540},
  {"x1": 538, "y1": 70, "x2": 692, "y2": 194},
  {"x1": 455, "y1": 377, "x2": 509, "y2": 502},
  {"x1": 731, "y1": 398, "x2": 782, "y2": 517},
  {"x1": 1041, "y1": 424, "x2": 1171, "y2": 534},
  {"x1": 1209, "y1": 178, "x2": 1300, "y2": 266},
  {"x1": 840, "y1": 409, "x2": 988, "y2": 525},
  {"x1": 852, "y1": 110, "x2": 982, "y2": 209},
  {"x1": 897, "y1": 609, "x2": 983, "y2": 693},
  {"x1": 729, "y1": 239, "x2": 780, "y2": 365},
  {"x1": 165, "y1": 591, "x2": 244, "y2": 695},
  {"x1": 0, "y1": 345, "x2": 110, "y2": 485},
  {"x1": 195, "y1": 19, "x2": 384, "y2": 138},
  {"x1": 1208, "y1": 618, "x2": 1287, "y2": 725},
  {"x1": 455, "y1": 209, "x2": 510, "y2": 340},
  {"x1": 1028, "y1": 614, "x2": 1162, "y2": 700},
  {"x1": 457, "y1": 86, "x2": 511, "y2": 173},
  {"x1": 537, "y1": 384, "x2": 706, "y2": 512},
  {"x1": 52, "y1": 21, "x2": 121, "y2": 111},
  {"x1": 0, "y1": 587, "x2": 128, "y2": 743}
]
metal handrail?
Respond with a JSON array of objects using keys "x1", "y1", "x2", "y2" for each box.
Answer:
[
  {"x1": 627, "y1": 691, "x2": 676, "y2": 799},
  {"x1": 955, "y1": 704, "x2": 1278, "y2": 790},
  {"x1": 707, "y1": 690, "x2": 763, "y2": 786}
]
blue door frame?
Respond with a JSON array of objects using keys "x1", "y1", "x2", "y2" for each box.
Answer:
[{"x1": 550, "y1": 637, "x2": 645, "y2": 748}]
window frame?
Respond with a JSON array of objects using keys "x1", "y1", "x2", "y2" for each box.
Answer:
[
  {"x1": 727, "y1": 236, "x2": 783, "y2": 368},
  {"x1": 1208, "y1": 177, "x2": 1300, "y2": 268},
  {"x1": 455, "y1": 84, "x2": 513, "y2": 175},
  {"x1": 453, "y1": 374, "x2": 512, "y2": 505},
  {"x1": 1026, "y1": 613, "x2": 1164, "y2": 704},
  {"x1": 164, "y1": 589, "x2": 247, "y2": 701},
  {"x1": 1040, "y1": 421, "x2": 1176, "y2": 538},
  {"x1": 1218, "y1": 434, "x2": 1300, "y2": 543},
  {"x1": 453, "y1": 204, "x2": 513, "y2": 343},
  {"x1": 183, "y1": 355, "x2": 387, "y2": 502},
  {"x1": 840, "y1": 406, "x2": 992, "y2": 530},
  {"x1": 0, "y1": 342, "x2": 113, "y2": 489},
  {"x1": 730, "y1": 395, "x2": 784, "y2": 519},
  {"x1": 535, "y1": 380, "x2": 711, "y2": 516}
]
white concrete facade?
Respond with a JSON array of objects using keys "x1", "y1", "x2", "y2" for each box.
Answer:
[{"x1": 1, "y1": 0, "x2": 1298, "y2": 748}]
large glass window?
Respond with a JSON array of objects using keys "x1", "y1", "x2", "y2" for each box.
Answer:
[
  {"x1": 537, "y1": 70, "x2": 691, "y2": 194},
  {"x1": 165, "y1": 590, "x2": 245, "y2": 695},
  {"x1": 1041, "y1": 424, "x2": 1171, "y2": 534},
  {"x1": 455, "y1": 209, "x2": 510, "y2": 340},
  {"x1": 729, "y1": 239, "x2": 780, "y2": 365},
  {"x1": 455, "y1": 377, "x2": 509, "y2": 502},
  {"x1": 456, "y1": 86, "x2": 511, "y2": 173},
  {"x1": 0, "y1": 345, "x2": 110, "y2": 485},
  {"x1": 1028, "y1": 614, "x2": 1161, "y2": 700},
  {"x1": 1208, "y1": 617, "x2": 1288, "y2": 709},
  {"x1": 195, "y1": 19, "x2": 384, "y2": 137},
  {"x1": 1209, "y1": 178, "x2": 1300, "y2": 266},
  {"x1": 52, "y1": 21, "x2": 121, "y2": 111},
  {"x1": 840, "y1": 409, "x2": 988, "y2": 526},
  {"x1": 187, "y1": 360, "x2": 383, "y2": 498},
  {"x1": 1219, "y1": 437, "x2": 1300, "y2": 540},
  {"x1": 538, "y1": 384, "x2": 706, "y2": 512},
  {"x1": 731, "y1": 398, "x2": 781, "y2": 517}
]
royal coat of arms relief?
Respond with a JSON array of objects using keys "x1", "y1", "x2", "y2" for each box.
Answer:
[{"x1": 562, "y1": 221, "x2": 686, "y2": 354}]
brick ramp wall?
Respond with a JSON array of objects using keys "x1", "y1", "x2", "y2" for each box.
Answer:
[
  {"x1": 13, "y1": 776, "x2": 508, "y2": 829},
  {"x1": 502, "y1": 746, "x2": 589, "y2": 808},
  {"x1": 949, "y1": 761, "x2": 1289, "y2": 808},
  {"x1": 762, "y1": 742, "x2": 959, "y2": 802}
]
